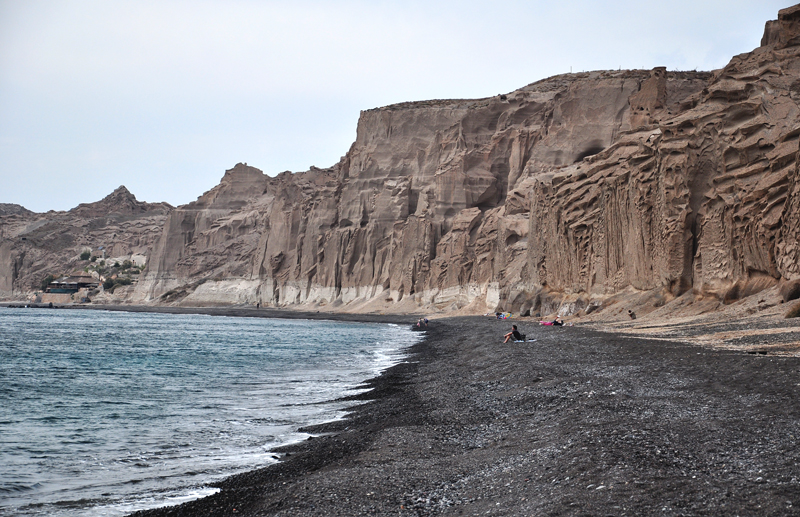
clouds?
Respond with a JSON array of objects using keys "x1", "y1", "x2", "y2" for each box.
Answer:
[{"x1": 0, "y1": 0, "x2": 788, "y2": 212}]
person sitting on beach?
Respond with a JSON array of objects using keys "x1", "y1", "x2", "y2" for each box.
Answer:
[{"x1": 503, "y1": 324, "x2": 525, "y2": 343}]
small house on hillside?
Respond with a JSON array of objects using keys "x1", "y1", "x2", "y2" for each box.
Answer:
[{"x1": 45, "y1": 274, "x2": 99, "y2": 294}]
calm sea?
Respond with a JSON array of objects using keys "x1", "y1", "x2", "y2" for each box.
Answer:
[{"x1": 0, "y1": 308, "x2": 420, "y2": 516}]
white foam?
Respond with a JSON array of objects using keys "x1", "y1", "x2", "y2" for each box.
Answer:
[
  {"x1": 95, "y1": 486, "x2": 221, "y2": 516},
  {"x1": 1, "y1": 312, "x2": 424, "y2": 517}
]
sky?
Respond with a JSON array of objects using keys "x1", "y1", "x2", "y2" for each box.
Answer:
[{"x1": 0, "y1": 0, "x2": 790, "y2": 213}]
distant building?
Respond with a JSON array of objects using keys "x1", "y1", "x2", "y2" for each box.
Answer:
[{"x1": 45, "y1": 274, "x2": 99, "y2": 294}]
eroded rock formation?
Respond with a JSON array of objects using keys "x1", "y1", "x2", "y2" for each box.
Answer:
[
  {"x1": 133, "y1": 69, "x2": 708, "y2": 310},
  {"x1": 4, "y1": 6, "x2": 800, "y2": 316},
  {"x1": 0, "y1": 187, "x2": 172, "y2": 297},
  {"x1": 530, "y1": 4, "x2": 800, "y2": 310},
  {"x1": 131, "y1": 5, "x2": 800, "y2": 312}
]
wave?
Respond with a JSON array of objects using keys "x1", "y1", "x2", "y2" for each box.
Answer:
[
  {"x1": 0, "y1": 310, "x2": 421, "y2": 516},
  {"x1": 0, "y1": 482, "x2": 41, "y2": 494}
]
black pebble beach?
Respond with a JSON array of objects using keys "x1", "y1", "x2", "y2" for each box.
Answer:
[{"x1": 126, "y1": 311, "x2": 800, "y2": 516}]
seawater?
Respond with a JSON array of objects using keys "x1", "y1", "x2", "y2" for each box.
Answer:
[{"x1": 0, "y1": 309, "x2": 421, "y2": 516}]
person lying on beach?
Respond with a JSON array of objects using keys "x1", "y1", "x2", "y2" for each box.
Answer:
[
  {"x1": 503, "y1": 324, "x2": 525, "y2": 343},
  {"x1": 540, "y1": 317, "x2": 564, "y2": 326}
]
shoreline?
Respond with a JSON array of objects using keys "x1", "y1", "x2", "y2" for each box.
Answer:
[
  {"x1": 131, "y1": 319, "x2": 434, "y2": 517},
  {"x1": 6, "y1": 304, "x2": 799, "y2": 515},
  {"x1": 126, "y1": 314, "x2": 800, "y2": 516},
  {"x1": 0, "y1": 304, "x2": 425, "y2": 516},
  {"x1": 21, "y1": 303, "x2": 425, "y2": 326},
  {"x1": 124, "y1": 307, "x2": 434, "y2": 517}
]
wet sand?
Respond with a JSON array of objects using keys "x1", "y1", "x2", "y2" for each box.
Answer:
[{"x1": 116, "y1": 309, "x2": 800, "y2": 516}]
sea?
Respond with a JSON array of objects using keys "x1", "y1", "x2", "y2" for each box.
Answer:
[{"x1": 0, "y1": 308, "x2": 421, "y2": 516}]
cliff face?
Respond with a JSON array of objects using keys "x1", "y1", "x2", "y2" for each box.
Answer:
[
  {"x1": 125, "y1": 5, "x2": 800, "y2": 313},
  {"x1": 529, "y1": 4, "x2": 800, "y2": 308},
  {"x1": 6, "y1": 6, "x2": 800, "y2": 315},
  {"x1": 0, "y1": 187, "x2": 172, "y2": 297},
  {"x1": 134, "y1": 69, "x2": 712, "y2": 310}
]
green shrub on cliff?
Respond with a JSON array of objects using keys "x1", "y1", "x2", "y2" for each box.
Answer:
[
  {"x1": 103, "y1": 276, "x2": 133, "y2": 293},
  {"x1": 41, "y1": 274, "x2": 55, "y2": 291},
  {"x1": 80, "y1": 250, "x2": 91, "y2": 260}
]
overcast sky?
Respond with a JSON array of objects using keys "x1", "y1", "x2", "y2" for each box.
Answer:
[{"x1": 0, "y1": 0, "x2": 789, "y2": 212}]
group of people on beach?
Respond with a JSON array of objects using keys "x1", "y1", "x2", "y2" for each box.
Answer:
[
  {"x1": 500, "y1": 305, "x2": 640, "y2": 342},
  {"x1": 502, "y1": 316, "x2": 565, "y2": 343}
]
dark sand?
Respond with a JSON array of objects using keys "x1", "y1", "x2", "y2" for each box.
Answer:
[{"x1": 111, "y1": 307, "x2": 800, "y2": 516}]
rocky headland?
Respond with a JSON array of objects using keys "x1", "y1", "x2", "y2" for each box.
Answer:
[{"x1": 3, "y1": 6, "x2": 800, "y2": 325}]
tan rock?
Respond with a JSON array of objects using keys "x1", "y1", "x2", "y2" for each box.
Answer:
[
  {"x1": 6, "y1": 6, "x2": 800, "y2": 319},
  {"x1": 0, "y1": 187, "x2": 171, "y2": 299}
]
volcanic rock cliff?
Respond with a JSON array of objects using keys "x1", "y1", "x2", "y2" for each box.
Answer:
[
  {"x1": 0, "y1": 187, "x2": 172, "y2": 297},
  {"x1": 4, "y1": 6, "x2": 800, "y2": 316},
  {"x1": 129, "y1": 5, "x2": 800, "y2": 313},
  {"x1": 529, "y1": 5, "x2": 800, "y2": 307}
]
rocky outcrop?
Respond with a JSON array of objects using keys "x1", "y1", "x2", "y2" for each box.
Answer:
[
  {"x1": 136, "y1": 68, "x2": 712, "y2": 310},
  {"x1": 0, "y1": 187, "x2": 171, "y2": 298},
  {"x1": 127, "y1": 5, "x2": 800, "y2": 313},
  {"x1": 7, "y1": 6, "x2": 800, "y2": 316},
  {"x1": 529, "y1": 4, "x2": 800, "y2": 310},
  {"x1": 0, "y1": 204, "x2": 34, "y2": 217}
]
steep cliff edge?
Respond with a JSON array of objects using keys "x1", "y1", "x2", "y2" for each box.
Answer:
[
  {"x1": 6, "y1": 6, "x2": 800, "y2": 317},
  {"x1": 134, "y1": 67, "x2": 711, "y2": 310},
  {"x1": 529, "y1": 4, "x2": 800, "y2": 310},
  {"x1": 127, "y1": 6, "x2": 800, "y2": 314}
]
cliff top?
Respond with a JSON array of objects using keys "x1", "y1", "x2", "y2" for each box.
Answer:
[
  {"x1": 69, "y1": 186, "x2": 172, "y2": 217},
  {"x1": 366, "y1": 69, "x2": 713, "y2": 113},
  {"x1": 0, "y1": 203, "x2": 34, "y2": 217}
]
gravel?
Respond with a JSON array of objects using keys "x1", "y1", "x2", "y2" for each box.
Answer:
[{"x1": 131, "y1": 314, "x2": 800, "y2": 516}]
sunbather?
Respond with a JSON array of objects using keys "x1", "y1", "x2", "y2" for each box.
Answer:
[{"x1": 503, "y1": 324, "x2": 525, "y2": 343}]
